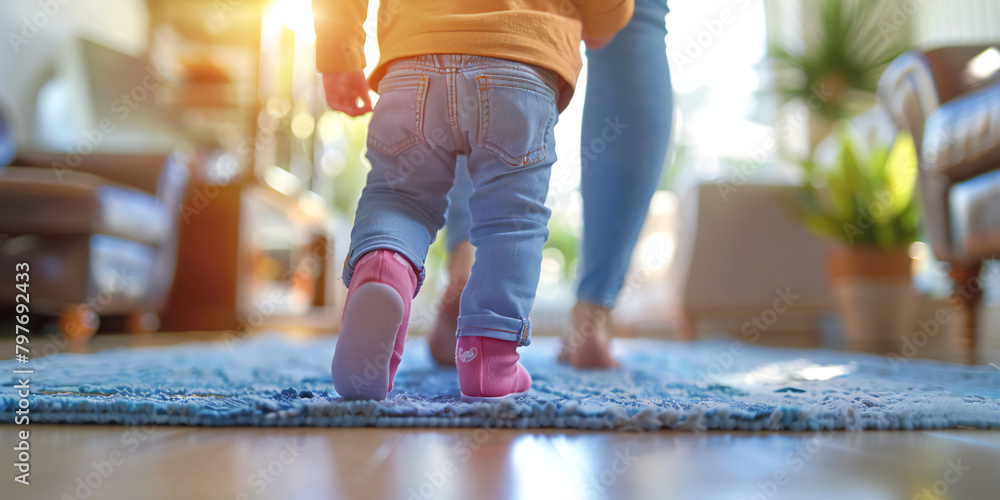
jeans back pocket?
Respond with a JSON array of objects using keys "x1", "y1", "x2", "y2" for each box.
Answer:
[
  {"x1": 368, "y1": 74, "x2": 428, "y2": 156},
  {"x1": 476, "y1": 74, "x2": 556, "y2": 167}
]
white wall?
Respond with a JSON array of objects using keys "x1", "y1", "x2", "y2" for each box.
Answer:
[
  {"x1": 0, "y1": 0, "x2": 147, "y2": 144},
  {"x1": 915, "y1": 0, "x2": 1000, "y2": 48}
]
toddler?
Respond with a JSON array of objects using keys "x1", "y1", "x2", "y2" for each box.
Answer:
[{"x1": 313, "y1": 0, "x2": 634, "y2": 400}]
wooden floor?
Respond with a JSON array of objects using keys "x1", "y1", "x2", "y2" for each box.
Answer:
[
  {"x1": 5, "y1": 426, "x2": 1000, "y2": 499},
  {"x1": 3, "y1": 331, "x2": 1000, "y2": 500}
]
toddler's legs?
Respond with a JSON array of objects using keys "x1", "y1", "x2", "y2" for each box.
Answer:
[
  {"x1": 333, "y1": 67, "x2": 458, "y2": 399},
  {"x1": 334, "y1": 55, "x2": 559, "y2": 401},
  {"x1": 456, "y1": 146, "x2": 554, "y2": 399},
  {"x1": 456, "y1": 63, "x2": 558, "y2": 399}
]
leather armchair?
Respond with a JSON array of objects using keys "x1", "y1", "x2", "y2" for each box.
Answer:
[
  {"x1": 878, "y1": 45, "x2": 1000, "y2": 353},
  {"x1": 0, "y1": 151, "x2": 189, "y2": 339}
]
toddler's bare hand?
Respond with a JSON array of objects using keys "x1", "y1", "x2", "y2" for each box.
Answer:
[{"x1": 322, "y1": 71, "x2": 373, "y2": 116}]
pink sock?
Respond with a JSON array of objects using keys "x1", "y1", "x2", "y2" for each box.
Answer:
[
  {"x1": 331, "y1": 249, "x2": 417, "y2": 400},
  {"x1": 456, "y1": 336, "x2": 532, "y2": 400}
]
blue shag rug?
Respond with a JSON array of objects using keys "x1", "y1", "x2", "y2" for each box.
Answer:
[{"x1": 2, "y1": 335, "x2": 999, "y2": 431}]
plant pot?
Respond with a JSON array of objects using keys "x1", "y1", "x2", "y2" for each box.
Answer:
[{"x1": 827, "y1": 246, "x2": 913, "y2": 350}]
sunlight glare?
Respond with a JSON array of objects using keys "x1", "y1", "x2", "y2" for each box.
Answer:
[{"x1": 265, "y1": 0, "x2": 316, "y2": 40}]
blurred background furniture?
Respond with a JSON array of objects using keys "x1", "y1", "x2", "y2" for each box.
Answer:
[
  {"x1": 672, "y1": 183, "x2": 837, "y2": 345},
  {"x1": 0, "y1": 32, "x2": 192, "y2": 341},
  {"x1": 0, "y1": 100, "x2": 13, "y2": 166},
  {"x1": 0, "y1": 150, "x2": 189, "y2": 340},
  {"x1": 150, "y1": 0, "x2": 344, "y2": 333},
  {"x1": 879, "y1": 45, "x2": 1000, "y2": 353},
  {"x1": 0, "y1": 0, "x2": 344, "y2": 339}
]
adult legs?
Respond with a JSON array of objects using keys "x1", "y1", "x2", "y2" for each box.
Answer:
[{"x1": 565, "y1": 0, "x2": 673, "y2": 367}]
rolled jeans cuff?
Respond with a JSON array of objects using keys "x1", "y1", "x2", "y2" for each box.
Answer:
[
  {"x1": 341, "y1": 237, "x2": 426, "y2": 297},
  {"x1": 456, "y1": 314, "x2": 531, "y2": 347}
]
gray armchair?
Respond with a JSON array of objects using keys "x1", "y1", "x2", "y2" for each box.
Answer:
[{"x1": 879, "y1": 45, "x2": 1000, "y2": 354}]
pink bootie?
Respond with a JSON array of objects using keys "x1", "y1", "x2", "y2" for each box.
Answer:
[
  {"x1": 456, "y1": 336, "x2": 532, "y2": 401},
  {"x1": 332, "y1": 250, "x2": 417, "y2": 400}
]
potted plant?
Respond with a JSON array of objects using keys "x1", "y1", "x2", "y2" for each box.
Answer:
[
  {"x1": 794, "y1": 120, "x2": 920, "y2": 348},
  {"x1": 770, "y1": 0, "x2": 910, "y2": 147}
]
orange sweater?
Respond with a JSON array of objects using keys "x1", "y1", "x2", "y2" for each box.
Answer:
[{"x1": 313, "y1": 0, "x2": 634, "y2": 111}]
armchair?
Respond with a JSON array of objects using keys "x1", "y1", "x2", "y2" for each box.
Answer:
[
  {"x1": 879, "y1": 45, "x2": 1000, "y2": 353},
  {"x1": 0, "y1": 151, "x2": 189, "y2": 339}
]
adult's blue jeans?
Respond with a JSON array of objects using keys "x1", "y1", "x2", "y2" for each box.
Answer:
[
  {"x1": 346, "y1": 55, "x2": 559, "y2": 346},
  {"x1": 444, "y1": 0, "x2": 674, "y2": 308}
]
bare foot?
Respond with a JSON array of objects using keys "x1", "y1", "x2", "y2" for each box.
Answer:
[
  {"x1": 559, "y1": 301, "x2": 620, "y2": 369},
  {"x1": 427, "y1": 279, "x2": 461, "y2": 366},
  {"x1": 427, "y1": 241, "x2": 474, "y2": 366},
  {"x1": 428, "y1": 329, "x2": 458, "y2": 366}
]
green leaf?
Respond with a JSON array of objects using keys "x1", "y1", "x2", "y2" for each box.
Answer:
[
  {"x1": 883, "y1": 131, "x2": 918, "y2": 217},
  {"x1": 792, "y1": 118, "x2": 921, "y2": 248}
]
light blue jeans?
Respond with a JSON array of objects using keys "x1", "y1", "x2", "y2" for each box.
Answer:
[
  {"x1": 445, "y1": 0, "x2": 673, "y2": 308},
  {"x1": 345, "y1": 55, "x2": 559, "y2": 346}
]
